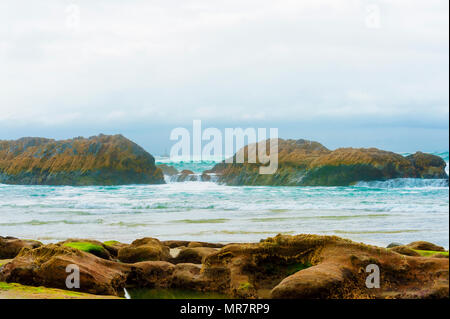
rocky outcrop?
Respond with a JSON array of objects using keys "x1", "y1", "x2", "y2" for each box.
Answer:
[
  {"x1": 197, "y1": 234, "x2": 449, "y2": 299},
  {"x1": 0, "y1": 134, "x2": 165, "y2": 185},
  {"x1": 206, "y1": 139, "x2": 448, "y2": 186},
  {"x1": 0, "y1": 236, "x2": 42, "y2": 259},
  {"x1": 118, "y1": 238, "x2": 171, "y2": 263},
  {"x1": 1, "y1": 235, "x2": 448, "y2": 299}
]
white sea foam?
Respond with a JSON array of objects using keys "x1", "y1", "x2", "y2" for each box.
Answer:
[{"x1": 356, "y1": 178, "x2": 449, "y2": 189}]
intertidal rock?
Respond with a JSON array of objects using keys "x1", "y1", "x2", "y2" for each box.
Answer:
[
  {"x1": 162, "y1": 240, "x2": 224, "y2": 249},
  {"x1": 103, "y1": 240, "x2": 129, "y2": 258},
  {"x1": 59, "y1": 239, "x2": 113, "y2": 260},
  {"x1": 126, "y1": 261, "x2": 175, "y2": 288},
  {"x1": 207, "y1": 139, "x2": 448, "y2": 186},
  {"x1": 171, "y1": 247, "x2": 218, "y2": 264},
  {"x1": 0, "y1": 244, "x2": 130, "y2": 296},
  {"x1": 118, "y1": 237, "x2": 171, "y2": 263},
  {"x1": 406, "y1": 241, "x2": 445, "y2": 252},
  {"x1": 0, "y1": 236, "x2": 42, "y2": 259},
  {"x1": 170, "y1": 263, "x2": 208, "y2": 290},
  {"x1": 0, "y1": 134, "x2": 165, "y2": 185},
  {"x1": 1, "y1": 235, "x2": 448, "y2": 299},
  {"x1": 389, "y1": 245, "x2": 421, "y2": 257},
  {"x1": 157, "y1": 164, "x2": 179, "y2": 176},
  {"x1": 176, "y1": 170, "x2": 198, "y2": 182},
  {"x1": 199, "y1": 234, "x2": 449, "y2": 299}
]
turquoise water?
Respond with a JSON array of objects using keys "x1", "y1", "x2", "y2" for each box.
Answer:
[{"x1": 0, "y1": 153, "x2": 448, "y2": 249}]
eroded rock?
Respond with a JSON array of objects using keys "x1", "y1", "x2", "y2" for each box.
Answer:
[
  {"x1": 206, "y1": 139, "x2": 448, "y2": 186},
  {"x1": 118, "y1": 237, "x2": 171, "y2": 263},
  {"x1": 406, "y1": 241, "x2": 445, "y2": 252},
  {"x1": 0, "y1": 244, "x2": 130, "y2": 296},
  {"x1": 0, "y1": 236, "x2": 42, "y2": 259},
  {"x1": 171, "y1": 247, "x2": 218, "y2": 264}
]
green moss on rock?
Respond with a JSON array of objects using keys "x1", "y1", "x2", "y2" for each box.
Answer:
[{"x1": 413, "y1": 250, "x2": 449, "y2": 257}]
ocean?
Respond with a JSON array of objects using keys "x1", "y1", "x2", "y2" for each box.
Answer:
[{"x1": 0, "y1": 152, "x2": 448, "y2": 249}]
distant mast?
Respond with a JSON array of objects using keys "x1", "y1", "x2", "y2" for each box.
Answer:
[{"x1": 162, "y1": 148, "x2": 170, "y2": 158}]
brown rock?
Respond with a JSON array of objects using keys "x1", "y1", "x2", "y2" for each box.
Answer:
[
  {"x1": 176, "y1": 170, "x2": 197, "y2": 182},
  {"x1": 406, "y1": 241, "x2": 445, "y2": 252},
  {"x1": 198, "y1": 234, "x2": 449, "y2": 299},
  {"x1": 390, "y1": 245, "x2": 421, "y2": 257},
  {"x1": 162, "y1": 240, "x2": 191, "y2": 248},
  {"x1": 102, "y1": 241, "x2": 129, "y2": 258},
  {"x1": 0, "y1": 244, "x2": 130, "y2": 296},
  {"x1": 0, "y1": 134, "x2": 165, "y2": 186},
  {"x1": 187, "y1": 241, "x2": 224, "y2": 248},
  {"x1": 157, "y1": 164, "x2": 179, "y2": 176},
  {"x1": 172, "y1": 247, "x2": 218, "y2": 264},
  {"x1": 170, "y1": 263, "x2": 207, "y2": 290},
  {"x1": 207, "y1": 138, "x2": 448, "y2": 186},
  {"x1": 162, "y1": 240, "x2": 224, "y2": 249},
  {"x1": 127, "y1": 261, "x2": 175, "y2": 288},
  {"x1": 0, "y1": 236, "x2": 42, "y2": 259},
  {"x1": 118, "y1": 237, "x2": 171, "y2": 263}
]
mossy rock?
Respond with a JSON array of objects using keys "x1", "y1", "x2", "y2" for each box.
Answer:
[
  {"x1": 413, "y1": 250, "x2": 449, "y2": 258},
  {"x1": 62, "y1": 240, "x2": 111, "y2": 260},
  {"x1": 118, "y1": 237, "x2": 171, "y2": 263},
  {"x1": 0, "y1": 281, "x2": 120, "y2": 299}
]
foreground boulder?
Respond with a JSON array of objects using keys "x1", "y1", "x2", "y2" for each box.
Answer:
[
  {"x1": 0, "y1": 244, "x2": 130, "y2": 296},
  {"x1": 162, "y1": 240, "x2": 224, "y2": 249},
  {"x1": 207, "y1": 139, "x2": 448, "y2": 186},
  {"x1": 0, "y1": 236, "x2": 42, "y2": 259},
  {"x1": 118, "y1": 238, "x2": 171, "y2": 263},
  {"x1": 126, "y1": 261, "x2": 175, "y2": 288},
  {"x1": 171, "y1": 247, "x2": 218, "y2": 264},
  {"x1": 0, "y1": 134, "x2": 165, "y2": 185}
]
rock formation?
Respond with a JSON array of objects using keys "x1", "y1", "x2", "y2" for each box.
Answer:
[
  {"x1": 205, "y1": 139, "x2": 448, "y2": 186},
  {"x1": 0, "y1": 134, "x2": 165, "y2": 185}
]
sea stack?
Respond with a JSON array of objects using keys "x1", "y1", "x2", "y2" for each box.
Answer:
[
  {"x1": 0, "y1": 134, "x2": 165, "y2": 185},
  {"x1": 205, "y1": 138, "x2": 448, "y2": 186}
]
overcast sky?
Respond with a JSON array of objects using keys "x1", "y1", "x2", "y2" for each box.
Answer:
[{"x1": 0, "y1": 0, "x2": 448, "y2": 154}]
